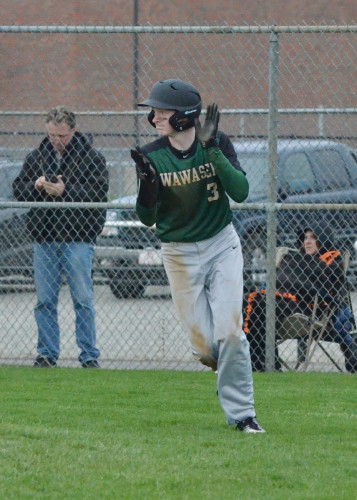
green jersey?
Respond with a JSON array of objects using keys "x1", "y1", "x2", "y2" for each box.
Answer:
[{"x1": 137, "y1": 132, "x2": 248, "y2": 243}]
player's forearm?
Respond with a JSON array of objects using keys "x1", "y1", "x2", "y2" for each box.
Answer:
[
  {"x1": 135, "y1": 172, "x2": 159, "y2": 226},
  {"x1": 136, "y1": 201, "x2": 157, "y2": 227},
  {"x1": 208, "y1": 148, "x2": 249, "y2": 202},
  {"x1": 137, "y1": 175, "x2": 159, "y2": 207}
]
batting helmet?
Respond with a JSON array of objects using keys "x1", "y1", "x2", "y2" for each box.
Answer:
[{"x1": 138, "y1": 79, "x2": 202, "y2": 131}]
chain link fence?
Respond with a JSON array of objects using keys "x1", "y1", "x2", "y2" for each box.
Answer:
[{"x1": 1, "y1": 25, "x2": 357, "y2": 371}]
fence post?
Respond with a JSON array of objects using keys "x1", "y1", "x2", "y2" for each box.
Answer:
[
  {"x1": 318, "y1": 105, "x2": 324, "y2": 137},
  {"x1": 265, "y1": 28, "x2": 280, "y2": 371}
]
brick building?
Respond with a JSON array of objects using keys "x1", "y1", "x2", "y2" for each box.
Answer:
[{"x1": 1, "y1": 1, "x2": 357, "y2": 157}]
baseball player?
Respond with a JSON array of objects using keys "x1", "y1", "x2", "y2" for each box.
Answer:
[{"x1": 131, "y1": 79, "x2": 265, "y2": 433}]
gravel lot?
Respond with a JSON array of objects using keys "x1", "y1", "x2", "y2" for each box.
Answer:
[{"x1": 0, "y1": 282, "x2": 355, "y2": 372}]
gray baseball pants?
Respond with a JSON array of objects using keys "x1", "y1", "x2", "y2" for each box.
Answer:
[{"x1": 161, "y1": 223, "x2": 256, "y2": 425}]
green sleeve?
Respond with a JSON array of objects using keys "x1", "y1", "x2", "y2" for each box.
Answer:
[
  {"x1": 208, "y1": 148, "x2": 249, "y2": 202},
  {"x1": 136, "y1": 201, "x2": 157, "y2": 227}
]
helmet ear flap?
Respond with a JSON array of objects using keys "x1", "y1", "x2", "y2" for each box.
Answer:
[
  {"x1": 169, "y1": 110, "x2": 197, "y2": 132},
  {"x1": 147, "y1": 110, "x2": 156, "y2": 128},
  {"x1": 147, "y1": 109, "x2": 196, "y2": 131}
]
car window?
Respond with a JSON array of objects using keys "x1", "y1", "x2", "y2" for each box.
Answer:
[
  {"x1": 346, "y1": 151, "x2": 357, "y2": 184},
  {"x1": 282, "y1": 152, "x2": 316, "y2": 193},
  {"x1": 0, "y1": 170, "x2": 8, "y2": 199},
  {"x1": 0, "y1": 166, "x2": 14, "y2": 200},
  {"x1": 0, "y1": 163, "x2": 22, "y2": 200},
  {"x1": 310, "y1": 149, "x2": 351, "y2": 189},
  {"x1": 237, "y1": 152, "x2": 268, "y2": 199}
]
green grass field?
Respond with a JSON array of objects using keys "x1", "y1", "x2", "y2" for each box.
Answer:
[{"x1": 1, "y1": 367, "x2": 356, "y2": 499}]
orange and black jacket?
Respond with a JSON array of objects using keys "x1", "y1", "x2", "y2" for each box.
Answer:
[{"x1": 244, "y1": 250, "x2": 345, "y2": 334}]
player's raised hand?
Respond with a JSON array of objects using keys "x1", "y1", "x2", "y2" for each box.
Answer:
[
  {"x1": 195, "y1": 103, "x2": 220, "y2": 148},
  {"x1": 130, "y1": 147, "x2": 157, "y2": 182}
]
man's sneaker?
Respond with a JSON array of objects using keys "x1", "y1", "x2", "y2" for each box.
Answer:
[
  {"x1": 235, "y1": 416, "x2": 265, "y2": 434},
  {"x1": 33, "y1": 356, "x2": 57, "y2": 368},
  {"x1": 82, "y1": 360, "x2": 100, "y2": 368}
]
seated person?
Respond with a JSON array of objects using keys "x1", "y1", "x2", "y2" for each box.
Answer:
[{"x1": 243, "y1": 223, "x2": 357, "y2": 373}]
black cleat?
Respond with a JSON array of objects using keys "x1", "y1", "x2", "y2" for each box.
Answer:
[{"x1": 235, "y1": 416, "x2": 265, "y2": 434}]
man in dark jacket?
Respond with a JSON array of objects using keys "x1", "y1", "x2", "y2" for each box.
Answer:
[{"x1": 13, "y1": 106, "x2": 109, "y2": 368}]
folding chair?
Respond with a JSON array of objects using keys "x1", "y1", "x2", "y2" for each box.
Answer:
[{"x1": 276, "y1": 250, "x2": 356, "y2": 372}]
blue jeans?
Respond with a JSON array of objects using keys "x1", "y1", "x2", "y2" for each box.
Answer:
[
  {"x1": 33, "y1": 242, "x2": 99, "y2": 364},
  {"x1": 333, "y1": 305, "x2": 354, "y2": 347}
]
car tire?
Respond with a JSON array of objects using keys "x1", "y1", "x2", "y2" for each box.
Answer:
[{"x1": 109, "y1": 278, "x2": 145, "y2": 299}]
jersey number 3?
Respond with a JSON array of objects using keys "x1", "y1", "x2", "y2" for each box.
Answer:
[{"x1": 207, "y1": 182, "x2": 219, "y2": 202}]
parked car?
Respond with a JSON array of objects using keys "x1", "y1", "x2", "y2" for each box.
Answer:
[
  {"x1": 0, "y1": 153, "x2": 136, "y2": 292},
  {"x1": 0, "y1": 158, "x2": 33, "y2": 287},
  {"x1": 96, "y1": 139, "x2": 357, "y2": 297},
  {"x1": 233, "y1": 139, "x2": 357, "y2": 288},
  {"x1": 0, "y1": 146, "x2": 136, "y2": 293},
  {"x1": 94, "y1": 195, "x2": 167, "y2": 298},
  {"x1": 1, "y1": 139, "x2": 357, "y2": 297}
]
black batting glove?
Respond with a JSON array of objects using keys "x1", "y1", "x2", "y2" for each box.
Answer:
[
  {"x1": 131, "y1": 147, "x2": 159, "y2": 209},
  {"x1": 195, "y1": 103, "x2": 220, "y2": 149},
  {"x1": 130, "y1": 147, "x2": 157, "y2": 183}
]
